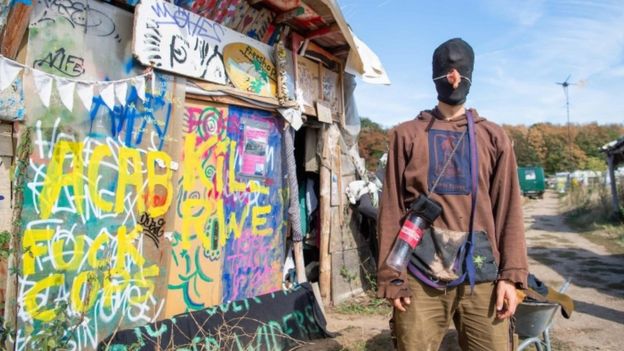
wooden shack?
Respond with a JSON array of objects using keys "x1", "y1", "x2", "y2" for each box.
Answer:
[{"x1": 0, "y1": 0, "x2": 389, "y2": 349}]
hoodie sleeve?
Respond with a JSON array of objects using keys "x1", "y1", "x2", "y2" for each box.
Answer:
[
  {"x1": 376, "y1": 127, "x2": 411, "y2": 299},
  {"x1": 489, "y1": 129, "x2": 529, "y2": 289}
]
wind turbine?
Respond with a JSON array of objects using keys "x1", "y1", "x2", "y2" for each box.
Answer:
[{"x1": 556, "y1": 75, "x2": 575, "y2": 170}]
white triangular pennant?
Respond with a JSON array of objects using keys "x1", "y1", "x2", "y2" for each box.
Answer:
[
  {"x1": 100, "y1": 83, "x2": 116, "y2": 110},
  {"x1": 0, "y1": 57, "x2": 23, "y2": 91},
  {"x1": 115, "y1": 82, "x2": 128, "y2": 107},
  {"x1": 150, "y1": 73, "x2": 156, "y2": 97},
  {"x1": 76, "y1": 83, "x2": 94, "y2": 111},
  {"x1": 134, "y1": 76, "x2": 146, "y2": 102},
  {"x1": 56, "y1": 78, "x2": 76, "y2": 111},
  {"x1": 32, "y1": 70, "x2": 53, "y2": 108}
]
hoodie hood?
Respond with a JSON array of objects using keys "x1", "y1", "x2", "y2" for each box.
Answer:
[{"x1": 417, "y1": 107, "x2": 486, "y2": 128}]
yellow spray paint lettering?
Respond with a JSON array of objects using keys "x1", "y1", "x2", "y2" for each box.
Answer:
[
  {"x1": 103, "y1": 267, "x2": 130, "y2": 308},
  {"x1": 22, "y1": 229, "x2": 54, "y2": 275},
  {"x1": 183, "y1": 133, "x2": 218, "y2": 191},
  {"x1": 71, "y1": 271, "x2": 99, "y2": 313},
  {"x1": 228, "y1": 206, "x2": 249, "y2": 240},
  {"x1": 115, "y1": 147, "x2": 145, "y2": 214},
  {"x1": 228, "y1": 141, "x2": 247, "y2": 193},
  {"x1": 252, "y1": 205, "x2": 272, "y2": 236},
  {"x1": 87, "y1": 231, "x2": 110, "y2": 269},
  {"x1": 51, "y1": 235, "x2": 85, "y2": 271},
  {"x1": 130, "y1": 264, "x2": 160, "y2": 304},
  {"x1": 147, "y1": 151, "x2": 173, "y2": 217},
  {"x1": 39, "y1": 141, "x2": 84, "y2": 219},
  {"x1": 23, "y1": 274, "x2": 64, "y2": 322},
  {"x1": 115, "y1": 225, "x2": 145, "y2": 268},
  {"x1": 88, "y1": 144, "x2": 114, "y2": 212}
]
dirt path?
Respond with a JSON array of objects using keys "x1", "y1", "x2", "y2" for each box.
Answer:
[
  {"x1": 305, "y1": 190, "x2": 624, "y2": 350},
  {"x1": 523, "y1": 191, "x2": 624, "y2": 350}
]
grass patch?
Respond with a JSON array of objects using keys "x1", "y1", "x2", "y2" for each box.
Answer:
[
  {"x1": 561, "y1": 186, "x2": 624, "y2": 254},
  {"x1": 333, "y1": 294, "x2": 391, "y2": 316}
]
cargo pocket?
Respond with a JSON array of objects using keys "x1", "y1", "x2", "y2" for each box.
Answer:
[{"x1": 471, "y1": 231, "x2": 498, "y2": 283}]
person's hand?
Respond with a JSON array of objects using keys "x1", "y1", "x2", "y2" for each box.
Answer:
[
  {"x1": 388, "y1": 296, "x2": 411, "y2": 312},
  {"x1": 496, "y1": 279, "x2": 518, "y2": 319}
]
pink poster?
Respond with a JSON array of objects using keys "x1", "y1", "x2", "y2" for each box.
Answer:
[{"x1": 241, "y1": 124, "x2": 269, "y2": 177}]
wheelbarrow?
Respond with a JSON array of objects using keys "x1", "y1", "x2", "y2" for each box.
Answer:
[{"x1": 515, "y1": 278, "x2": 572, "y2": 351}]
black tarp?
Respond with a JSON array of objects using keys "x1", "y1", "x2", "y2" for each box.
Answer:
[{"x1": 99, "y1": 283, "x2": 330, "y2": 350}]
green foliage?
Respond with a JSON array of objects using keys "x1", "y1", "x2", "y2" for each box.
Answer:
[
  {"x1": 583, "y1": 157, "x2": 607, "y2": 172},
  {"x1": 334, "y1": 296, "x2": 390, "y2": 316},
  {"x1": 360, "y1": 117, "x2": 382, "y2": 131},
  {"x1": 0, "y1": 231, "x2": 11, "y2": 259},
  {"x1": 27, "y1": 301, "x2": 75, "y2": 350},
  {"x1": 358, "y1": 118, "x2": 388, "y2": 172},
  {"x1": 339, "y1": 265, "x2": 358, "y2": 283},
  {"x1": 563, "y1": 186, "x2": 624, "y2": 254},
  {"x1": 503, "y1": 122, "x2": 624, "y2": 174}
]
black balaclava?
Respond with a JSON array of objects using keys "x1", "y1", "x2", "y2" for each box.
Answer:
[{"x1": 432, "y1": 38, "x2": 474, "y2": 106}]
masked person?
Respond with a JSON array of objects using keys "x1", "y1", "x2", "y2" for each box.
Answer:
[{"x1": 377, "y1": 38, "x2": 528, "y2": 350}]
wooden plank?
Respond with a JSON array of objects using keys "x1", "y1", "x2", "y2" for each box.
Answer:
[
  {"x1": 305, "y1": 23, "x2": 340, "y2": 40},
  {"x1": 133, "y1": 0, "x2": 276, "y2": 91},
  {"x1": 0, "y1": 123, "x2": 14, "y2": 156},
  {"x1": 329, "y1": 204, "x2": 368, "y2": 254},
  {"x1": 275, "y1": 6, "x2": 305, "y2": 24},
  {"x1": 330, "y1": 245, "x2": 376, "y2": 305},
  {"x1": 296, "y1": 55, "x2": 321, "y2": 114},
  {"x1": 318, "y1": 126, "x2": 332, "y2": 305},
  {"x1": 186, "y1": 93, "x2": 275, "y2": 112},
  {"x1": 0, "y1": 156, "x2": 12, "y2": 230},
  {"x1": 0, "y1": 0, "x2": 36, "y2": 59},
  {"x1": 315, "y1": 101, "x2": 332, "y2": 123}
]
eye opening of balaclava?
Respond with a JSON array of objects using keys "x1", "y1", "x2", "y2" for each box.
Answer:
[{"x1": 432, "y1": 38, "x2": 474, "y2": 106}]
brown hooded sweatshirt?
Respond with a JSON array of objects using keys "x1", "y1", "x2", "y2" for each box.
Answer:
[{"x1": 377, "y1": 108, "x2": 528, "y2": 299}]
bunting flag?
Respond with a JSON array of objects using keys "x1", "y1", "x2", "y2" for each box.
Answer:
[
  {"x1": 56, "y1": 78, "x2": 76, "y2": 111},
  {"x1": 0, "y1": 55, "x2": 153, "y2": 113},
  {"x1": 134, "y1": 76, "x2": 146, "y2": 102},
  {"x1": 76, "y1": 82, "x2": 94, "y2": 111},
  {"x1": 32, "y1": 70, "x2": 53, "y2": 108},
  {"x1": 115, "y1": 82, "x2": 128, "y2": 107},
  {"x1": 0, "y1": 57, "x2": 22, "y2": 91},
  {"x1": 99, "y1": 83, "x2": 116, "y2": 110}
]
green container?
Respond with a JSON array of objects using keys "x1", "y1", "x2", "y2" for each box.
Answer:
[{"x1": 518, "y1": 167, "x2": 546, "y2": 198}]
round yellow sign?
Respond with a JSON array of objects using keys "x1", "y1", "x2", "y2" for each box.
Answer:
[{"x1": 223, "y1": 43, "x2": 277, "y2": 98}]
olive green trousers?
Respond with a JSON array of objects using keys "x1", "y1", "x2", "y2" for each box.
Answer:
[{"x1": 393, "y1": 274, "x2": 514, "y2": 351}]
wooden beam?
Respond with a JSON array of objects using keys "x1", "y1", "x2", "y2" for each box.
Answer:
[
  {"x1": 0, "y1": 0, "x2": 36, "y2": 59},
  {"x1": 275, "y1": 6, "x2": 305, "y2": 24},
  {"x1": 305, "y1": 23, "x2": 340, "y2": 40},
  {"x1": 319, "y1": 126, "x2": 332, "y2": 305},
  {"x1": 327, "y1": 44, "x2": 350, "y2": 57},
  {"x1": 607, "y1": 154, "x2": 621, "y2": 218},
  {"x1": 186, "y1": 93, "x2": 275, "y2": 112}
]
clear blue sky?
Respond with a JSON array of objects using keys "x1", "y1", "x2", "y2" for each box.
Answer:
[{"x1": 340, "y1": 0, "x2": 624, "y2": 128}]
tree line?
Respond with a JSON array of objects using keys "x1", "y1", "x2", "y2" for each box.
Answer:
[
  {"x1": 358, "y1": 117, "x2": 624, "y2": 175},
  {"x1": 503, "y1": 123, "x2": 624, "y2": 174}
]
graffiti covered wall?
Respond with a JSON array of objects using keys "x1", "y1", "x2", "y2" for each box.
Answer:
[
  {"x1": 10, "y1": 1, "x2": 185, "y2": 349},
  {"x1": 15, "y1": 72, "x2": 183, "y2": 350},
  {"x1": 3, "y1": 1, "x2": 290, "y2": 349},
  {"x1": 27, "y1": 0, "x2": 142, "y2": 80},
  {"x1": 133, "y1": 0, "x2": 280, "y2": 97},
  {"x1": 165, "y1": 101, "x2": 287, "y2": 317}
]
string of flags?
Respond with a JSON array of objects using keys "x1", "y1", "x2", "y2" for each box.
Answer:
[{"x1": 0, "y1": 54, "x2": 153, "y2": 112}]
